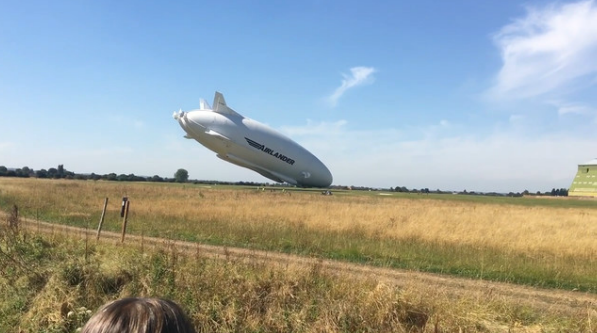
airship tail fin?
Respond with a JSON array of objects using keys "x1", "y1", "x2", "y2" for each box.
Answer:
[
  {"x1": 213, "y1": 91, "x2": 242, "y2": 117},
  {"x1": 199, "y1": 98, "x2": 211, "y2": 110}
]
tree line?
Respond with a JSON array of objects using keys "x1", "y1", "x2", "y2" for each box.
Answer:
[
  {"x1": 0, "y1": 164, "x2": 181, "y2": 183},
  {"x1": 388, "y1": 186, "x2": 568, "y2": 197},
  {"x1": 0, "y1": 164, "x2": 570, "y2": 196},
  {"x1": 0, "y1": 165, "x2": 264, "y2": 186}
]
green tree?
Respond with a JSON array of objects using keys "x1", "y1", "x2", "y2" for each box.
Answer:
[
  {"x1": 36, "y1": 169, "x2": 48, "y2": 178},
  {"x1": 21, "y1": 166, "x2": 31, "y2": 177},
  {"x1": 48, "y1": 167, "x2": 58, "y2": 178},
  {"x1": 174, "y1": 169, "x2": 189, "y2": 183}
]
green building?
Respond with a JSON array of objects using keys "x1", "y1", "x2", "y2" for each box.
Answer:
[{"x1": 569, "y1": 158, "x2": 597, "y2": 198}]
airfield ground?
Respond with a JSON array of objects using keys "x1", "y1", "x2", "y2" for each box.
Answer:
[
  {"x1": 0, "y1": 178, "x2": 596, "y2": 332},
  {"x1": 13, "y1": 216, "x2": 597, "y2": 314}
]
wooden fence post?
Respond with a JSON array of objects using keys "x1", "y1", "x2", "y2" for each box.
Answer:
[
  {"x1": 96, "y1": 198, "x2": 109, "y2": 241},
  {"x1": 121, "y1": 200, "x2": 130, "y2": 243}
]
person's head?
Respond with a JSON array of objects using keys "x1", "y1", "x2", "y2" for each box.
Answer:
[{"x1": 81, "y1": 297, "x2": 196, "y2": 333}]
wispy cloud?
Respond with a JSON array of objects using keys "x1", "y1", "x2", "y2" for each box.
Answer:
[
  {"x1": 509, "y1": 114, "x2": 524, "y2": 123},
  {"x1": 327, "y1": 66, "x2": 376, "y2": 107},
  {"x1": 560, "y1": 105, "x2": 591, "y2": 116},
  {"x1": 280, "y1": 119, "x2": 593, "y2": 192},
  {"x1": 133, "y1": 120, "x2": 145, "y2": 129},
  {"x1": 488, "y1": 0, "x2": 597, "y2": 100},
  {"x1": 107, "y1": 115, "x2": 146, "y2": 130},
  {"x1": 281, "y1": 120, "x2": 348, "y2": 137},
  {"x1": 0, "y1": 142, "x2": 14, "y2": 151},
  {"x1": 549, "y1": 100, "x2": 597, "y2": 124}
]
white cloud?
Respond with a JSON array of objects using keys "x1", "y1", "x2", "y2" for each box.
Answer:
[
  {"x1": 107, "y1": 115, "x2": 146, "y2": 130},
  {"x1": 281, "y1": 120, "x2": 403, "y2": 155},
  {"x1": 509, "y1": 114, "x2": 524, "y2": 123},
  {"x1": 281, "y1": 119, "x2": 348, "y2": 137},
  {"x1": 544, "y1": 100, "x2": 597, "y2": 125},
  {"x1": 281, "y1": 119, "x2": 593, "y2": 192},
  {"x1": 555, "y1": 102, "x2": 594, "y2": 116},
  {"x1": 133, "y1": 120, "x2": 145, "y2": 129},
  {"x1": 488, "y1": 0, "x2": 597, "y2": 100},
  {"x1": 327, "y1": 67, "x2": 376, "y2": 107},
  {"x1": 0, "y1": 142, "x2": 14, "y2": 152},
  {"x1": 85, "y1": 147, "x2": 134, "y2": 156}
]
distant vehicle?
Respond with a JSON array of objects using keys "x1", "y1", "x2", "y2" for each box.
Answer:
[{"x1": 173, "y1": 92, "x2": 333, "y2": 188}]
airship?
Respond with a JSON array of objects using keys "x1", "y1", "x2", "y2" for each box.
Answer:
[{"x1": 173, "y1": 92, "x2": 333, "y2": 187}]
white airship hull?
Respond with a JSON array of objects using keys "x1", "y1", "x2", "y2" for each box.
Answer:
[{"x1": 173, "y1": 92, "x2": 333, "y2": 187}]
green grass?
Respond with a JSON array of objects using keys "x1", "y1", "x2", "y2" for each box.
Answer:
[
  {"x1": 1, "y1": 179, "x2": 596, "y2": 295},
  {"x1": 1, "y1": 224, "x2": 593, "y2": 333},
  {"x1": 336, "y1": 190, "x2": 597, "y2": 209},
  {"x1": 24, "y1": 208, "x2": 595, "y2": 293},
  {"x1": 124, "y1": 181, "x2": 597, "y2": 209}
]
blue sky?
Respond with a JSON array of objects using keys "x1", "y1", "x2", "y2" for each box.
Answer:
[{"x1": 1, "y1": 0, "x2": 596, "y2": 192}]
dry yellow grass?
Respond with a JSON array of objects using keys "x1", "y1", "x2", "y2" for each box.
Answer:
[
  {"x1": 2, "y1": 177, "x2": 597, "y2": 295},
  {"x1": 2, "y1": 177, "x2": 596, "y2": 258},
  {"x1": 2, "y1": 228, "x2": 592, "y2": 333},
  {"x1": 2, "y1": 177, "x2": 596, "y2": 332}
]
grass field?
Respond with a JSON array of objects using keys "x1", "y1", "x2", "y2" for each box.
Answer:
[
  {"x1": 1, "y1": 177, "x2": 596, "y2": 332},
  {"x1": 3, "y1": 225, "x2": 593, "y2": 332},
  {"x1": 1, "y1": 177, "x2": 596, "y2": 292}
]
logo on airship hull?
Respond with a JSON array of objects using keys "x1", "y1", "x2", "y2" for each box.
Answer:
[{"x1": 245, "y1": 137, "x2": 295, "y2": 165}]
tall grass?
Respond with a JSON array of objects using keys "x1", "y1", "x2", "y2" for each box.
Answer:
[
  {"x1": 1, "y1": 178, "x2": 596, "y2": 292},
  {"x1": 1, "y1": 222, "x2": 593, "y2": 332}
]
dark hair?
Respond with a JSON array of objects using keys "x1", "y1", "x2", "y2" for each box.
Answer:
[{"x1": 81, "y1": 297, "x2": 196, "y2": 333}]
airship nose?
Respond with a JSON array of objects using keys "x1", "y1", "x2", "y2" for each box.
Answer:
[
  {"x1": 307, "y1": 162, "x2": 332, "y2": 188},
  {"x1": 173, "y1": 110, "x2": 196, "y2": 137},
  {"x1": 172, "y1": 109, "x2": 184, "y2": 120},
  {"x1": 320, "y1": 166, "x2": 333, "y2": 187}
]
